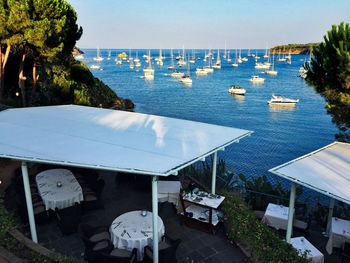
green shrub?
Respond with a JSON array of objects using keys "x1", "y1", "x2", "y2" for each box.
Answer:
[{"x1": 222, "y1": 192, "x2": 310, "y2": 263}]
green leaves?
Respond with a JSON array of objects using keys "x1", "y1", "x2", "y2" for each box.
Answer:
[{"x1": 306, "y1": 22, "x2": 350, "y2": 141}]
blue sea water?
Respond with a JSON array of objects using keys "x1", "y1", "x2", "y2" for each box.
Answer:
[{"x1": 82, "y1": 49, "x2": 337, "y2": 193}]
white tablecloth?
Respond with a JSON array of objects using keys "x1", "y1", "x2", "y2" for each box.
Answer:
[
  {"x1": 291, "y1": 237, "x2": 324, "y2": 263},
  {"x1": 182, "y1": 191, "x2": 225, "y2": 209},
  {"x1": 110, "y1": 210, "x2": 165, "y2": 261},
  {"x1": 326, "y1": 217, "x2": 350, "y2": 254},
  {"x1": 158, "y1": 181, "x2": 181, "y2": 206},
  {"x1": 262, "y1": 203, "x2": 289, "y2": 230},
  {"x1": 35, "y1": 169, "x2": 83, "y2": 210}
]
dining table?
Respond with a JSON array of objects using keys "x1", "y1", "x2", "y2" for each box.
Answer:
[
  {"x1": 291, "y1": 236, "x2": 324, "y2": 263},
  {"x1": 326, "y1": 217, "x2": 350, "y2": 254},
  {"x1": 110, "y1": 210, "x2": 165, "y2": 261},
  {"x1": 35, "y1": 168, "x2": 83, "y2": 210},
  {"x1": 261, "y1": 203, "x2": 289, "y2": 230}
]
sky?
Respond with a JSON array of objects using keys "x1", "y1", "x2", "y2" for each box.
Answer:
[{"x1": 68, "y1": 0, "x2": 350, "y2": 49}]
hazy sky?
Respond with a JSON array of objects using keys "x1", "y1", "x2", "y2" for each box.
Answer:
[{"x1": 68, "y1": 0, "x2": 350, "y2": 49}]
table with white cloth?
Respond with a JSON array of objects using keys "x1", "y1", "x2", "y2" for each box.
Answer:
[
  {"x1": 158, "y1": 181, "x2": 181, "y2": 207},
  {"x1": 110, "y1": 210, "x2": 165, "y2": 261},
  {"x1": 291, "y1": 236, "x2": 324, "y2": 263},
  {"x1": 262, "y1": 203, "x2": 289, "y2": 230},
  {"x1": 326, "y1": 217, "x2": 350, "y2": 254},
  {"x1": 35, "y1": 169, "x2": 83, "y2": 210}
]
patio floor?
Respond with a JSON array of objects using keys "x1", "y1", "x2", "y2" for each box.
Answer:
[
  {"x1": 17, "y1": 169, "x2": 346, "y2": 263},
  {"x1": 34, "y1": 171, "x2": 247, "y2": 263}
]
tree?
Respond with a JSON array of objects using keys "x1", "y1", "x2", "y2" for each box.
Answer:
[{"x1": 306, "y1": 22, "x2": 350, "y2": 141}]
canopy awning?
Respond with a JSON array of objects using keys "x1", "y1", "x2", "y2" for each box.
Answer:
[
  {"x1": 269, "y1": 142, "x2": 350, "y2": 204},
  {"x1": 0, "y1": 105, "x2": 252, "y2": 176}
]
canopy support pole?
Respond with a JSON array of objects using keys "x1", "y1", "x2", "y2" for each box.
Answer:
[
  {"x1": 326, "y1": 198, "x2": 335, "y2": 236},
  {"x1": 211, "y1": 151, "x2": 217, "y2": 194},
  {"x1": 151, "y1": 176, "x2": 159, "y2": 263},
  {"x1": 21, "y1": 162, "x2": 38, "y2": 243},
  {"x1": 286, "y1": 182, "x2": 296, "y2": 243}
]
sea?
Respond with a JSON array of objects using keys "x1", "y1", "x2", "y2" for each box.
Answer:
[{"x1": 81, "y1": 49, "x2": 337, "y2": 201}]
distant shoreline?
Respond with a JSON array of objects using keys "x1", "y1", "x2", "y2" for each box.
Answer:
[{"x1": 270, "y1": 43, "x2": 318, "y2": 54}]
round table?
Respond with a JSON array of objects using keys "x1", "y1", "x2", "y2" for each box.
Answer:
[
  {"x1": 110, "y1": 210, "x2": 165, "y2": 261},
  {"x1": 35, "y1": 169, "x2": 83, "y2": 210}
]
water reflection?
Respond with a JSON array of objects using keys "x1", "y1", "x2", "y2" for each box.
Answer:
[
  {"x1": 268, "y1": 104, "x2": 297, "y2": 112},
  {"x1": 229, "y1": 94, "x2": 246, "y2": 102}
]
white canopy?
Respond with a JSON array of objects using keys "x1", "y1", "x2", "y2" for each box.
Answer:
[
  {"x1": 0, "y1": 105, "x2": 252, "y2": 176},
  {"x1": 269, "y1": 142, "x2": 350, "y2": 205}
]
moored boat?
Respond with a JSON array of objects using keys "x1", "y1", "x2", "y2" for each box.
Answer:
[
  {"x1": 228, "y1": 85, "x2": 246, "y2": 95},
  {"x1": 267, "y1": 94, "x2": 299, "y2": 105},
  {"x1": 250, "y1": 75, "x2": 265, "y2": 83}
]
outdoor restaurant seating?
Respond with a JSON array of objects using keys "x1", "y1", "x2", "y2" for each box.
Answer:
[
  {"x1": 78, "y1": 223, "x2": 113, "y2": 262},
  {"x1": 55, "y1": 202, "x2": 82, "y2": 235},
  {"x1": 143, "y1": 235, "x2": 181, "y2": 263}
]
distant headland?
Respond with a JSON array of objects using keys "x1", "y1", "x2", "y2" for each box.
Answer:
[{"x1": 270, "y1": 43, "x2": 318, "y2": 54}]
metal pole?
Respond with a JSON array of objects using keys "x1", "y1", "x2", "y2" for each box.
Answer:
[
  {"x1": 21, "y1": 162, "x2": 38, "y2": 243},
  {"x1": 151, "y1": 176, "x2": 159, "y2": 263},
  {"x1": 325, "y1": 198, "x2": 335, "y2": 236},
  {"x1": 286, "y1": 182, "x2": 296, "y2": 243},
  {"x1": 211, "y1": 151, "x2": 217, "y2": 194}
]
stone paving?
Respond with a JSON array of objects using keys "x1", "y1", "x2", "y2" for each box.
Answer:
[{"x1": 34, "y1": 171, "x2": 247, "y2": 263}]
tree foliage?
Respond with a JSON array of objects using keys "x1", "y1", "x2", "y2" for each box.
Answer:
[
  {"x1": 306, "y1": 22, "x2": 350, "y2": 141},
  {"x1": 0, "y1": 0, "x2": 133, "y2": 109}
]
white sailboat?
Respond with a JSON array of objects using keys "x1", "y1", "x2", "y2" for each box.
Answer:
[
  {"x1": 107, "y1": 50, "x2": 111, "y2": 60},
  {"x1": 232, "y1": 49, "x2": 239, "y2": 67},
  {"x1": 237, "y1": 49, "x2": 243, "y2": 64},
  {"x1": 223, "y1": 41, "x2": 227, "y2": 59},
  {"x1": 212, "y1": 49, "x2": 221, "y2": 69},
  {"x1": 143, "y1": 50, "x2": 154, "y2": 80},
  {"x1": 93, "y1": 47, "x2": 104, "y2": 62},
  {"x1": 177, "y1": 45, "x2": 187, "y2": 66},
  {"x1": 167, "y1": 48, "x2": 175, "y2": 70},
  {"x1": 265, "y1": 55, "x2": 278, "y2": 76},
  {"x1": 263, "y1": 43, "x2": 269, "y2": 59},
  {"x1": 277, "y1": 48, "x2": 286, "y2": 62},
  {"x1": 203, "y1": 54, "x2": 214, "y2": 73},
  {"x1": 189, "y1": 49, "x2": 196, "y2": 63},
  {"x1": 250, "y1": 75, "x2": 265, "y2": 83},
  {"x1": 134, "y1": 51, "x2": 141, "y2": 67},
  {"x1": 227, "y1": 50, "x2": 231, "y2": 62},
  {"x1": 180, "y1": 57, "x2": 192, "y2": 85}
]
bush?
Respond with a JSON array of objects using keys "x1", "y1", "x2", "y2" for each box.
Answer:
[{"x1": 222, "y1": 192, "x2": 310, "y2": 263}]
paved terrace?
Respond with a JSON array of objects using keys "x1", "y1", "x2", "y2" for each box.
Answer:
[
  {"x1": 22, "y1": 170, "x2": 345, "y2": 263},
  {"x1": 34, "y1": 171, "x2": 247, "y2": 263}
]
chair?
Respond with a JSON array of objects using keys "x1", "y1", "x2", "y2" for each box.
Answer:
[
  {"x1": 340, "y1": 242, "x2": 350, "y2": 263},
  {"x1": 143, "y1": 235, "x2": 181, "y2": 263},
  {"x1": 98, "y1": 247, "x2": 137, "y2": 263},
  {"x1": 78, "y1": 223, "x2": 112, "y2": 262},
  {"x1": 55, "y1": 203, "x2": 82, "y2": 234}
]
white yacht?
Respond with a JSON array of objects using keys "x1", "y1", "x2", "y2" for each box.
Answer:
[
  {"x1": 228, "y1": 85, "x2": 246, "y2": 95},
  {"x1": 267, "y1": 94, "x2": 299, "y2": 105},
  {"x1": 250, "y1": 75, "x2": 265, "y2": 83}
]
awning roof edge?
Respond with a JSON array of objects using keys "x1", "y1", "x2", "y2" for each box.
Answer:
[{"x1": 269, "y1": 141, "x2": 350, "y2": 205}]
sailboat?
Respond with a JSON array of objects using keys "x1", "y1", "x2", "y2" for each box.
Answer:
[
  {"x1": 189, "y1": 49, "x2": 196, "y2": 63},
  {"x1": 143, "y1": 50, "x2": 154, "y2": 80},
  {"x1": 134, "y1": 51, "x2": 141, "y2": 67},
  {"x1": 128, "y1": 49, "x2": 133, "y2": 62},
  {"x1": 227, "y1": 50, "x2": 231, "y2": 62},
  {"x1": 180, "y1": 56, "x2": 192, "y2": 85},
  {"x1": 177, "y1": 45, "x2": 187, "y2": 66},
  {"x1": 286, "y1": 49, "x2": 292, "y2": 64},
  {"x1": 223, "y1": 41, "x2": 227, "y2": 59},
  {"x1": 237, "y1": 49, "x2": 242, "y2": 64},
  {"x1": 167, "y1": 48, "x2": 175, "y2": 70},
  {"x1": 263, "y1": 44, "x2": 269, "y2": 59},
  {"x1": 156, "y1": 49, "x2": 163, "y2": 66},
  {"x1": 212, "y1": 49, "x2": 221, "y2": 69},
  {"x1": 265, "y1": 54, "x2": 278, "y2": 76},
  {"x1": 203, "y1": 54, "x2": 214, "y2": 73},
  {"x1": 93, "y1": 47, "x2": 104, "y2": 62},
  {"x1": 107, "y1": 50, "x2": 111, "y2": 60},
  {"x1": 232, "y1": 49, "x2": 239, "y2": 67},
  {"x1": 129, "y1": 60, "x2": 134, "y2": 69},
  {"x1": 277, "y1": 48, "x2": 286, "y2": 62}
]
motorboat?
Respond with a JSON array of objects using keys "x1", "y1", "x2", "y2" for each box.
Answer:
[
  {"x1": 203, "y1": 66, "x2": 214, "y2": 73},
  {"x1": 228, "y1": 85, "x2": 246, "y2": 95},
  {"x1": 250, "y1": 75, "x2": 265, "y2": 83},
  {"x1": 267, "y1": 94, "x2": 299, "y2": 105},
  {"x1": 265, "y1": 69, "x2": 278, "y2": 76},
  {"x1": 90, "y1": 65, "x2": 101, "y2": 70},
  {"x1": 254, "y1": 62, "x2": 270, "y2": 69}
]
